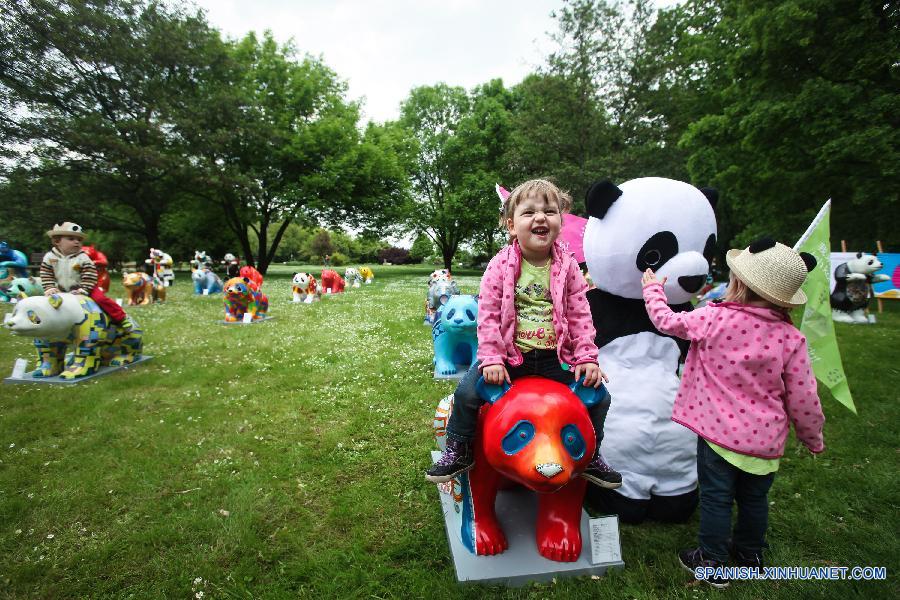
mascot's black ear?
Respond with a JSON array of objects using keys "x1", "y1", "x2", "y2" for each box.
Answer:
[
  {"x1": 585, "y1": 180, "x2": 623, "y2": 219},
  {"x1": 856, "y1": 251, "x2": 863, "y2": 259},
  {"x1": 748, "y1": 237, "x2": 776, "y2": 253},
  {"x1": 242, "y1": 277, "x2": 250, "y2": 283},
  {"x1": 699, "y1": 187, "x2": 718, "y2": 210},
  {"x1": 800, "y1": 252, "x2": 817, "y2": 272}
]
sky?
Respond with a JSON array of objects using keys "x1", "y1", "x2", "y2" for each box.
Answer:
[{"x1": 189, "y1": 0, "x2": 565, "y2": 123}]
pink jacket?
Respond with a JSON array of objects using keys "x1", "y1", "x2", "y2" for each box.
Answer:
[
  {"x1": 477, "y1": 240, "x2": 598, "y2": 370},
  {"x1": 643, "y1": 282, "x2": 825, "y2": 458}
]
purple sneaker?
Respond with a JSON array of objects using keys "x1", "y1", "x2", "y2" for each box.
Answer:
[
  {"x1": 425, "y1": 439, "x2": 474, "y2": 483},
  {"x1": 679, "y1": 547, "x2": 729, "y2": 588},
  {"x1": 580, "y1": 450, "x2": 623, "y2": 489}
]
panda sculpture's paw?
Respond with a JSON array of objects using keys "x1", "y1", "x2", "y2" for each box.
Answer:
[
  {"x1": 832, "y1": 310, "x2": 855, "y2": 323},
  {"x1": 872, "y1": 274, "x2": 889, "y2": 283},
  {"x1": 474, "y1": 519, "x2": 508, "y2": 556},
  {"x1": 32, "y1": 365, "x2": 61, "y2": 378},
  {"x1": 537, "y1": 522, "x2": 582, "y2": 562},
  {"x1": 435, "y1": 362, "x2": 458, "y2": 375}
]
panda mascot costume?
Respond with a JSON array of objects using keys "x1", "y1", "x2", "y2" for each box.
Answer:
[{"x1": 582, "y1": 177, "x2": 717, "y2": 524}]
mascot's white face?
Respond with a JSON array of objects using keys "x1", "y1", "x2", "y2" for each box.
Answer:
[
  {"x1": 584, "y1": 177, "x2": 717, "y2": 304},
  {"x1": 293, "y1": 273, "x2": 312, "y2": 287}
]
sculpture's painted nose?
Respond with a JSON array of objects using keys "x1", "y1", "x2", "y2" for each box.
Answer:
[{"x1": 535, "y1": 463, "x2": 563, "y2": 479}]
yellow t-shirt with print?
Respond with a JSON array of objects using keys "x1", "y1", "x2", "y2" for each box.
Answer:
[{"x1": 514, "y1": 259, "x2": 557, "y2": 352}]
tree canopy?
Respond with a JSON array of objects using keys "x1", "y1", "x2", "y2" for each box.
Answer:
[{"x1": 1, "y1": 0, "x2": 896, "y2": 265}]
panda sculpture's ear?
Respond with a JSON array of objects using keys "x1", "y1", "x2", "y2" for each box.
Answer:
[
  {"x1": 569, "y1": 379, "x2": 610, "y2": 408},
  {"x1": 800, "y1": 252, "x2": 817, "y2": 272},
  {"x1": 476, "y1": 376, "x2": 511, "y2": 405},
  {"x1": 699, "y1": 187, "x2": 718, "y2": 210},
  {"x1": 47, "y1": 294, "x2": 63, "y2": 310},
  {"x1": 856, "y1": 252, "x2": 863, "y2": 259},
  {"x1": 585, "y1": 180, "x2": 623, "y2": 219},
  {"x1": 748, "y1": 237, "x2": 776, "y2": 253}
]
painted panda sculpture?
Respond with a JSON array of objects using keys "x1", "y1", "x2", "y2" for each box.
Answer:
[
  {"x1": 2, "y1": 293, "x2": 143, "y2": 380},
  {"x1": 425, "y1": 279, "x2": 461, "y2": 325},
  {"x1": 192, "y1": 268, "x2": 223, "y2": 295},
  {"x1": 223, "y1": 277, "x2": 268, "y2": 322},
  {"x1": 435, "y1": 376, "x2": 606, "y2": 561},
  {"x1": 345, "y1": 267, "x2": 363, "y2": 288},
  {"x1": 359, "y1": 266, "x2": 374, "y2": 284},
  {"x1": 292, "y1": 272, "x2": 320, "y2": 303},
  {"x1": 432, "y1": 294, "x2": 478, "y2": 377},
  {"x1": 831, "y1": 252, "x2": 888, "y2": 323},
  {"x1": 320, "y1": 269, "x2": 345, "y2": 294},
  {"x1": 0, "y1": 277, "x2": 43, "y2": 302},
  {"x1": 582, "y1": 177, "x2": 717, "y2": 524}
]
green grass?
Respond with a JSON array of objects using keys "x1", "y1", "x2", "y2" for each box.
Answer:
[{"x1": 0, "y1": 266, "x2": 897, "y2": 599}]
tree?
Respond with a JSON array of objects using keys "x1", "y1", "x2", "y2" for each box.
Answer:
[
  {"x1": 409, "y1": 234, "x2": 434, "y2": 263},
  {"x1": 310, "y1": 230, "x2": 334, "y2": 261},
  {"x1": 184, "y1": 32, "x2": 409, "y2": 273},
  {"x1": 0, "y1": 0, "x2": 229, "y2": 248},
  {"x1": 399, "y1": 81, "x2": 514, "y2": 270},
  {"x1": 678, "y1": 0, "x2": 900, "y2": 249}
]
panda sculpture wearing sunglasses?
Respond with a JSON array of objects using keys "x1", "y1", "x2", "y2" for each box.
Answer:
[{"x1": 582, "y1": 177, "x2": 717, "y2": 524}]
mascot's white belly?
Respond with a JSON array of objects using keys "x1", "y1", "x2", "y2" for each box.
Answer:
[{"x1": 599, "y1": 332, "x2": 697, "y2": 499}]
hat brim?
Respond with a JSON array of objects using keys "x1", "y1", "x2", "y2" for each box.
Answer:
[
  {"x1": 46, "y1": 229, "x2": 85, "y2": 240},
  {"x1": 726, "y1": 249, "x2": 806, "y2": 308}
]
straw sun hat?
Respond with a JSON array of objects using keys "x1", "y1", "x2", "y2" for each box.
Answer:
[
  {"x1": 725, "y1": 237, "x2": 817, "y2": 308},
  {"x1": 45, "y1": 222, "x2": 85, "y2": 240}
]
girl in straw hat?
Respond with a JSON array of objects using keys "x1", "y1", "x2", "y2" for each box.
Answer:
[{"x1": 640, "y1": 237, "x2": 825, "y2": 588}]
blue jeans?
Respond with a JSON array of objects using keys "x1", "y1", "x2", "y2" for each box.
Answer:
[
  {"x1": 445, "y1": 349, "x2": 610, "y2": 446},
  {"x1": 697, "y1": 438, "x2": 775, "y2": 562}
]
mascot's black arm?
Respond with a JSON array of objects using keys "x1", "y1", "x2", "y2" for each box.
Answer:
[{"x1": 586, "y1": 288, "x2": 693, "y2": 363}]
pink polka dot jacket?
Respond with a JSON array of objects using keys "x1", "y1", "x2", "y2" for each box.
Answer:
[
  {"x1": 643, "y1": 282, "x2": 825, "y2": 458},
  {"x1": 477, "y1": 240, "x2": 598, "y2": 371}
]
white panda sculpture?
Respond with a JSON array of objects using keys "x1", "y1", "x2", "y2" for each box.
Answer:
[
  {"x1": 830, "y1": 252, "x2": 888, "y2": 323},
  {"x1": 582, "y1": 177, "x2": 717, "y2": 524}
]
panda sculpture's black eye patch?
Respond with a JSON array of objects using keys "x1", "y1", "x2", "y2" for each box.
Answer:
[{"x1": 636, "y1": 232, "x2": 678, "y2": 271}]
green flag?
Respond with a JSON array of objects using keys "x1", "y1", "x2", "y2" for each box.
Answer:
[{"x1": 792, "y1": 200, "x2": 856, "y2": 413}]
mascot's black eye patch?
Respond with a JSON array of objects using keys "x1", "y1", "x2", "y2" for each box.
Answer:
[
  {"x1": 703, "y1": 234, "x2": 716, "y2": 262},
  {"x1": 636, "y1": 232, "x2": 678, "y2": 272}
]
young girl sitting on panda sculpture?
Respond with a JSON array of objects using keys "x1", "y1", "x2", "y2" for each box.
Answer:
[
  {"x1": 641, "y1": 238, "x2": 825, "y2": 588},
  {"x1": 425, "y1": 179, "x2": 622, "y2": 489}
]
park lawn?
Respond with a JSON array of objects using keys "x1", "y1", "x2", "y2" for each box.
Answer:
[{"x1": 0, "y1": 266, "x2": 896, "y2": 599}]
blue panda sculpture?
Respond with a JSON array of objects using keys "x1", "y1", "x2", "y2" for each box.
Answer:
[
  {"x1": 432, "y1": 294, "x2": 478, "y2": 377},
  {"x1": 582, "y1": 177, "x2": 717, "y2": 524}
]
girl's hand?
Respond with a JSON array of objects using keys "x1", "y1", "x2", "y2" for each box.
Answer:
[
  {"x1": 44, "y1": 288, "x2": 59, "y2": 296},
  {"x1": 574, "y1": 362, "x2": 608, "y2": 388},
  {"x1": 482, "y1": 364, "x2": 510, "y2": 385},
  {"x1": 642, "y1": 268, "x2": 667, "y2": 287}
]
